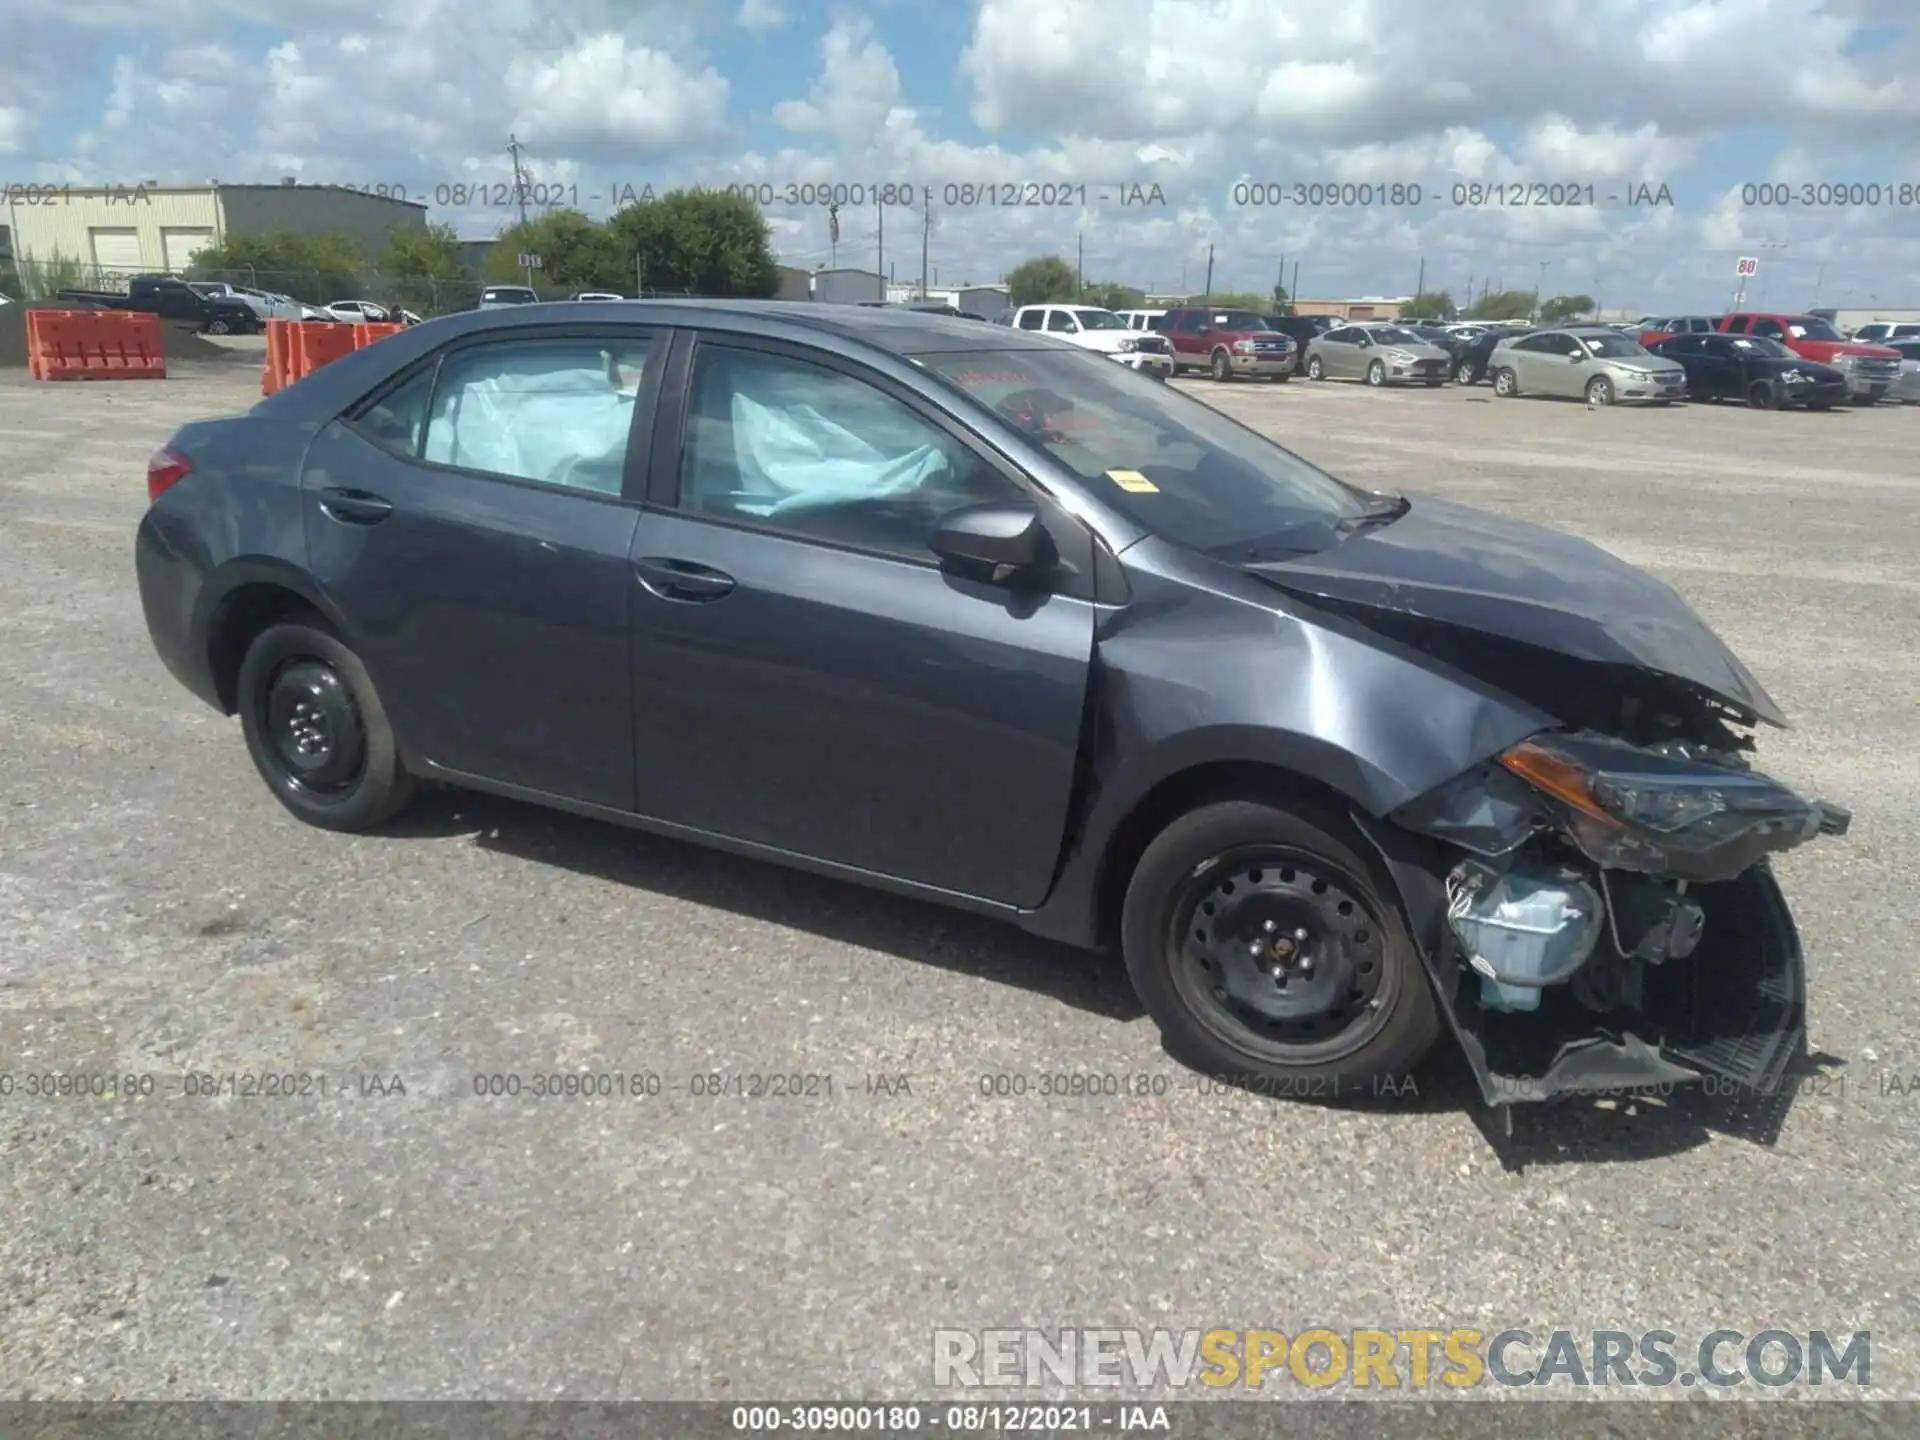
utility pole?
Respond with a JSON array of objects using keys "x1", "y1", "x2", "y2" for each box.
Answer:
[
  {"x1": 1290, "y1": 260, "x2": 1299, "y2": 311},
  {"x1": 1534, "y1": 260, "x2": 1550, "y2": 321},
  {"x1": 1276, "y1": 253, "x2": 1286, "y2": 307},
  {"x1": 1464, "y1": 274, "x2": 1472, "y2": 316},
  {"x1": 1202, "y1": 242, "x2": 1214, "y2": 300},
  {"x1": 876, "y1": 197, "x2": 884, "y2": 290},
  {"x1": 506, "y1": 133, "x2": 533, "y2": 286},
  {"x1": 1076, "y1": 230, "x2": 1084, "y2": 297},
  {"x1": 1414, "y1": 256, "x2": 1425, "y2": 300},
  {"x1": 920, "y1": 188, "x2": 932, "y2": 300}
]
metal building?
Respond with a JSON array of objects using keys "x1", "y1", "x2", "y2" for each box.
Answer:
[
  {"x1": 807, "y1": 267, "x2": 886, "y2": 304},
  {"x1": 5, "y1": 181, "x2": 428, "y2": 279}
]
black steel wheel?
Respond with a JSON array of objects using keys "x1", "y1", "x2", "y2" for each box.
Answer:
[
  {"x1": 1748, "y1": 379, "x2": 1775, "y2": 410},
  {"x1": 236, "y1": 620, "x2": 416, "y2": 832},
  {"x1": 1121, "y1": 800, "x2": 1440, "y2": 1089}
]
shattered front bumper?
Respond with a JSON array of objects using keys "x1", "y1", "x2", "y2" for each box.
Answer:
[{"x1": 1357, "y1": 732, "x2": 1849, "y2": 1106}]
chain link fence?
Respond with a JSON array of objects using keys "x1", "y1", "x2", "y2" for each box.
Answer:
[{"x1": 2, "y1": 257, "x2": 700, "y2": 315}]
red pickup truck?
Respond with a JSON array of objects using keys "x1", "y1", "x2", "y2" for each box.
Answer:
[{"x1": 1716, "y1": 312, "x2": 1900, "y2": 404}]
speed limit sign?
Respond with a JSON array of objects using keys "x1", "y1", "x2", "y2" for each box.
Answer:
[{"x1": 1736, "y1": 255, "x2": 1759, "y2": 277}]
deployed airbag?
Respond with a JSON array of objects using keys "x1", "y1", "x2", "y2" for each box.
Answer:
[
  {"x1": 726, "y1": 390, "x2": 951, "y2": 516},
  {"x1": 424, "y1": 348, "x2": 638, "y2": 492}
]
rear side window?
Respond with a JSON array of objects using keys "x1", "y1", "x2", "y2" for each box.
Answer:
[
  {"x1": 1016, "y1": 310, "x2": 1045, "y2": 331},
  {"x1": 353, "y1": 338, "x2": 651, "y2": 494}
]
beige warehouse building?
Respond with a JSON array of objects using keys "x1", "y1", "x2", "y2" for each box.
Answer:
[{"x1": 6, "y1": 181, "x2": 427, "y2": 278}]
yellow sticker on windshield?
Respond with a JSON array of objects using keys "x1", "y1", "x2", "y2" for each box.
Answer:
[{"x1": 1107, "y1": 469, "x2": 1159, "y2": 493}]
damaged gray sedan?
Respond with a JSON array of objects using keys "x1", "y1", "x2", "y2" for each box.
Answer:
[{"x1": 136, "y1": 303, "x2": 1848, "y2": 1109}]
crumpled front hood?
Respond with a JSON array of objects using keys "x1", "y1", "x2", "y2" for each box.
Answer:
[{"x1": 1246, "y1": 495, "x2": 1787, "y2": 727}]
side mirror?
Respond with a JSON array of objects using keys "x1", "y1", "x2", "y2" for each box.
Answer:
[
  {"x1": 930, "y1": 502, "x2": 1049, "y2": 581},
  {"x1": 1356, "y1": 336, "x2": 1372, "y2": 348}
]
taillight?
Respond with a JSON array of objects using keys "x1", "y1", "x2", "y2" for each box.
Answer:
[{"x1": 147, "y1": 446, "x2": 192, "y2": 503}]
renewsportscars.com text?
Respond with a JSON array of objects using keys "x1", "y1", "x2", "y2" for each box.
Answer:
[{"x1": 933, "y1": 1327, "x2": 1871, "y2": 1390}]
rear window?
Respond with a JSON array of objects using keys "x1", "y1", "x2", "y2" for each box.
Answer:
[{"x1": 483, "y1": 288, "x2": 538, "y2": 303}]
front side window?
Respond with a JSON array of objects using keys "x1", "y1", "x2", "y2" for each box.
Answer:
[
  {"x1": 1016, "y1": 310, "x2": 1045, "y2": 331},
  {"x1": 676, "y1": 346, "x2": 1025, "y2": 558},
  {"x1": 368, "y1": 338, "x2": 650, "y2": 493}
]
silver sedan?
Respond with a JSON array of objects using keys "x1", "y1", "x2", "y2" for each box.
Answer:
[
  {"x1": 1302, "y1": 324, "x2": 1452, "y2": 386},
  {"x1": 1489, "y1": 326, "x2": 1687, "y2": 405}
]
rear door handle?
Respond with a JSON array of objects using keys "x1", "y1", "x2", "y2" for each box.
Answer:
[
  {"x1": 633, "y1": 557, "x2": 735, "y2": 602},
  {"x1": 319, "y1": 488, "x2": 394, "y2": 524}
]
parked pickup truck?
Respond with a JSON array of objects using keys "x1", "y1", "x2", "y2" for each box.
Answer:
[
  {"x1": 1715, "y1": 312, "x2": 1899, "y2": 403},
  {"x1": 55, "y1": 275, "x2": 261, "y2": 334}
]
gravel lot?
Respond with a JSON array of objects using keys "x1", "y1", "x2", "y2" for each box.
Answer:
[{"x1": 1, "y1": 357, "x2": 1916, "y2": 1406}]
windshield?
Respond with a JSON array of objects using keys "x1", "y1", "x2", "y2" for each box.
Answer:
[
  {"x1": 1785, "y1": 317, "x2": 1842, "y2": 341},
  {"x1": 918, "y1": 348, "x2": 1377, "y2": 559},
  {"x1": 1070, "y1": 308, "x2": 1126, "y2": 330},
  {"x1": 484, "y1": 288, "x2": 536, "y2": 302},
  {"x1": 1731, "y1": 336, "x2": 1794, "y2": 359},
  {"x1": 1579, "y1": 332, "x2": 1647, "y2": 358},
  {"x1": 1366, "y1": 327, "x2": 1425, "y2": 346},
  {"x1": 1210, "y1": 311, "x2": 1267, "y2": 331}
]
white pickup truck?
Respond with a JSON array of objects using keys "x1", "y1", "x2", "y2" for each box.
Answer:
[{"x1": 1010, "y1": 304, "x2": 1174, "y2": 379}]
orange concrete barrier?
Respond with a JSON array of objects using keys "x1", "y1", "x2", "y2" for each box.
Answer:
[
  {"x1": 262, "y1": 319, "x2": 294, "y2": 395},
  {"x1": 352, "y1": 322, "x2": 405, "y2": 348},
  {"x1": 289, "y1": 321, "x2": 358, "y2": 384},
  {"x1": 28, "y1": 309, "x2": 167, "y2": 381}
]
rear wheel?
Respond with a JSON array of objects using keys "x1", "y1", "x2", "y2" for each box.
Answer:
[
  {"x1": 236, "y1": 621, "x2": 416, "y2": 832},
  {"x1": 1454, "y1": 361, "x2": 1476, "y2": 384},
  {"x1": 1493, "y1": 367, "x2": 1519, "y2": 397},
  {"x1": 207, "y1": 317, "x2": 232, "y2": 335},
  {"x1": 1210, "y1": 349, "x2": 1233, "y2": 382},
  {"x1": 1121, "y1": 801, "x2": 1440, "y2": 1090}
]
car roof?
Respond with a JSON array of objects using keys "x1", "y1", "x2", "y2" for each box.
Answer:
[{"x1": 355, "y1": 298, "x2": 1069, "y2": 356}]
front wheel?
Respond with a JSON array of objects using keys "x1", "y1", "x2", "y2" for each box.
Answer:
[
  {"x1": 1586, "y1": 375, "x2": 1614, "y2": 406},
  {"x1": 1210, "y1": 350, "x2": 1233, "y2": 382},
  {"x1": 1366, "y1": 360, "x2": 1386, "y2": 387},
  {"x1": 1306, "y1": 356, "x2": 1325, "y2": 380},
  {"x1": 1747, "y1": 380, "x2": 1775, "y2": 410},
  {"x1": 1492, "y1": 367, "x2": 1518, "y2": 397},
  {"x1": 1120, "y1": 800, "x2": 1441, "y2": 1091},
  {"x1": 236, "y1": 621, "x2": 416, "y2": 833}
]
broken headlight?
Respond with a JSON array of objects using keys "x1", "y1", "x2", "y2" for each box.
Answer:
[{"x1": 1495, "y1": 731, "x2": 1849, "y2": 882}]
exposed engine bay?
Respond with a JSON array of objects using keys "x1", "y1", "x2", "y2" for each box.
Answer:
[{"x1": 1383, "y1": 690, "x2": 1848, "y2": 1104}]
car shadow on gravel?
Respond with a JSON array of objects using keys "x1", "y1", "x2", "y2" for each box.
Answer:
[{"x1": 380, "y1": 786, "x2": 1146, "y2": 1021}]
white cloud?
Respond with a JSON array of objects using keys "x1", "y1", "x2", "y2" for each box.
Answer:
[
  {"x1": 0, "y1": 107, "x2": 29, "y2": 154},
  {"x1": 736, "y1": 0, "x2": 787, "y2": 30},
  {"x1": 771, "y1": 16, "x2": 910, "y2": 142}
]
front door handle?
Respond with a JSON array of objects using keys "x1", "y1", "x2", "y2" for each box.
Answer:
[
  {"x1": 319, "y1": 488, "x2": 394, "y2": 525},
  {"x1": 634, "y1": 557, "x2": 735, "y2": 602}
]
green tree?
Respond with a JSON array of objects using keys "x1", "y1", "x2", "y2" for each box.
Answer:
[
  {"x1": 382, "y1": 222, "x2": 466, "y2": 281},
  {"x1": 1080, "y1": 281, "x2": 1144, "y2": 311},
  {"x1": 483, "y1": 210, "x2": 625, "y2": 293},
  {"x1": 1181, "y1": 291, "x2": 1270, "y2": 312},
  {"x1": 1400, "y1": 290, "x2": 1455, "y2": 320},
  {"x1": 603, "y1": 188, "x2": 780, "y2": 297},
  {"x1": 1539, "y1": 293, "x2": 1597, "y2": 324},
  {"x1": 1007, "y1": 256, "x2": 1079, "y2": 307},
  {"x1": 1465, "y1": 289, "x2": 1538, "y2": 321},
  {"x1": 186, "y1": 229, "x2": 367, "y2": 304}
]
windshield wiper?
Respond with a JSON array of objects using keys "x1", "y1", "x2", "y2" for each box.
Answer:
[{"x1": 1334, "y1": 494, "x2": 1410, "y2": 537}]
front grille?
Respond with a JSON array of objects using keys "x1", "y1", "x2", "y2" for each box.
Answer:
[
  {"x1": 1134, "y1": 335, "x2": 1170, "y2": 354},
  {"x1": 1845, "y1": 357, "x2": 1899, "y2": 381},
  {"x1": 1252, "y1": 340, "x2": 1291, "y2": 353}
]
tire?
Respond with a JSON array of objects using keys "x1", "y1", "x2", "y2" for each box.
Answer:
[
  {"x1": 1366, "y1": 360, "x2": 1386, "y2": 387},
  {"x1": 1306, "y1": 355, "x2": 1325, "y2": 380},
  {"x1": 1454, "y1": 361, "x2": 1476, "y2": 385},
  {"x1": 1120, "y1": 800, "x2": 1441, "y2": 1090},
  {"x1": 236, "y1": 620, "x2": 416, "y2": 833},
  {"x1": 1585, "y1": 375, "x2": 1614, "y2": 406},
  {"x1": 1747, "y1": 380, "x2": 1775, "y2": 410},
  {"x1": 1210, "y1": 349, "x2": 1233, "y2": 382},
  {"x1": 207, "y1": 318, "x2": 231, "y2": 335},
  {"x1": 1492, "y1": 367, "x2": 1518, "y2": 397}
]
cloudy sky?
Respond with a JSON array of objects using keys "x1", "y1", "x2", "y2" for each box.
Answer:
[{"x1": 6, "y1": 0, "x2": 1920, "y2": 310}]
